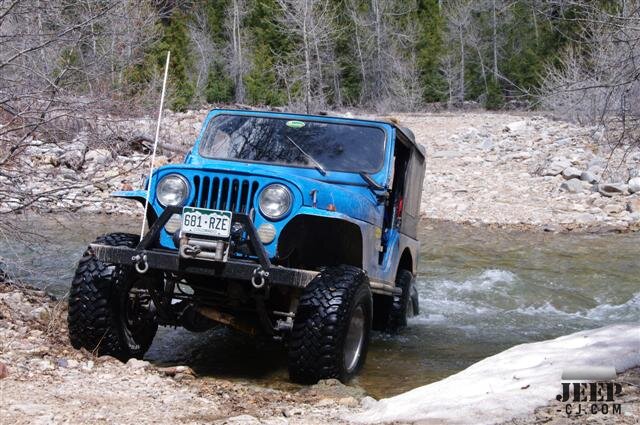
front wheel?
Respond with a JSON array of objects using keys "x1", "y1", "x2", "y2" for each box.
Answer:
[
  {"x1": 67, "y1": 233, "x2": 158, "y2": 360},
  {"x1": 288, "y1": 265, "x2": 372, "y2": 384}
]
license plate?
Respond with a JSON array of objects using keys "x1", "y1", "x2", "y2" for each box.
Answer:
[{"x1": 181, "y1": 207, "x2": 232, "y2": 238}]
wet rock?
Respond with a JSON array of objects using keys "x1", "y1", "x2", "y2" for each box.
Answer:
[
  {"x1": 157, "y1": 365, "x2": 195, "y2": 377},
  {"x1": 560, "y1": 179, "x2": 583, "y2": 194},
  {"x1": 629, "y1": 177, "x2": 640, "y2": 194},
  {"x1": 562, "y1": 167, "x2": 582, "y2": 180},
  {"x1": 298, "y1": 378, "x2": 367, "y2": 401},
  {"x1": 580, "y1": 170, "x2": 599, "y2": 184},
  {"x1": 598, "y1": 183, "x2": 628, "y2": 197},
  {"x1": 173, "y1": 372, "x2": 196, "y2": 382}
]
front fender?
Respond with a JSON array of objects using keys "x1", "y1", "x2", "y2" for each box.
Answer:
[{"x1": 111, "y1": 190, "x2": 157, "y2": 224}]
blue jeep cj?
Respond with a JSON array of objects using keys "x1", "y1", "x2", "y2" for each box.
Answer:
[{"x1": 68, "y1": 109, "x2": 425, "y2": 383}]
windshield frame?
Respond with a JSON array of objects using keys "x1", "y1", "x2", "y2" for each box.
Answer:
[{"x1": 196, "y1": 112, "x2": 388, "y2": 174}]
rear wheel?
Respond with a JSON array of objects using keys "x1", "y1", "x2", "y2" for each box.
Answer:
[
  {"x1": 288, "y1": 265, "x2": 372, "y2": 384},
  {"x1": 67, "y1": 233, "x2": 158, "y2": 360},
  {"x1": 387, "y1": 269, "x2": 419, "y2": 333}
]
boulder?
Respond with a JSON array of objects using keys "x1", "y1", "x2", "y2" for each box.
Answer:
[
  {"x1": 560, "y1": 178, "x2": 584, "y2": 194},
  {"x1": 598, "y1": 183, "x2": 628, "y2": 197},
  {"x1": 628, "y1": 177, "x2": 640, "y2": 194},
  {"x1": 544, "y1": 161, "x2": 571, "y2": 176},
  {"x1": 58, "y1": 139, "x2": 87, "y2": 170},
  {"x1": 562, "y1": 167, "x2": 582, "y2": 180},
  {"x1": 580, "y1": 171, "x2": 599, "y2": 184}
]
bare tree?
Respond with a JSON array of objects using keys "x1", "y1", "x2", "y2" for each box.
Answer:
[
  {"x1": 0, "y1": 0, "x2": 158, "y2": 220},
  {"x1": 539, "y1": 1, "x2": 640, "y2": 153},
  {"x1": 227, "y1": 0, "x2": 248, "y2": 103},
  {"x1": 188, "y1": 11, "x2": 216, "y2": 100},
  {"x1": 275, "y1": 0, "x2": 336, "y2": 112},
  {"x1": 346, "y1": 0, "x2": 421, "y2": 110},
  {"x1": 442, "y1": 0, "x2": 472, "y2": 103}
]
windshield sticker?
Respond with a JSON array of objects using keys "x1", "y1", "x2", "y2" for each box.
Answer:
[{"x1": 286, "y1": 120, "x2": 305, "y2": 129}]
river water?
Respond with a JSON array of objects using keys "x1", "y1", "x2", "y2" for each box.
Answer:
[{"x1": 2, "y1": 215, "x2": 638, "y2": 398}]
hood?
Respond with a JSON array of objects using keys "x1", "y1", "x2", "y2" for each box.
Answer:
[{"x1": 151, "y1": 162, "x2": 382, "y2": 225}]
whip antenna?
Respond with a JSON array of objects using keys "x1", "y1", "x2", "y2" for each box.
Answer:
[{"x1": 140, "y1": 51, "x2": 171, "y2": 239}]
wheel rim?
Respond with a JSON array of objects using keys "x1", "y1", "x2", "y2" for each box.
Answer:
[
  {"x1": 344, "y1": 305, "x2": 365, "y2": 373},
  {"x1": 120, "y1": 273, "x2": 153, "y2": 349}
]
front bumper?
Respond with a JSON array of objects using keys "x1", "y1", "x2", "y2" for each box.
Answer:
[
  {"x1": 90, "y1": 244, "x2": 318, "y2": 288},
  {"x1": 91, "y1": 206, "x2": 318, "y2": 289}
]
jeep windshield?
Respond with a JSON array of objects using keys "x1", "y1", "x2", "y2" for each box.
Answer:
[{"x1": 199, "y1": 114, "x2": 385, "y2": 173}]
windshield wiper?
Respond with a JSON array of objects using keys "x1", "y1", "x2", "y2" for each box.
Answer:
[
  {"x1": 359, "y1": 172, "x2": 384, "y2": 190},
  {"x1": 285, "y1": 136, "x2": 327, "y2": 176},
  {"x1": 360, "y1": 172, "x2": 388, "y2": 203}
]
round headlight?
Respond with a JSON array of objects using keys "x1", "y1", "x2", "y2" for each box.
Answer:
[
  {"x1": 156, "y1": 174, "x2": 189, "y2": 207},
  {"x1": 259, "y1": 184, "x2": 292, "y2": 220}
]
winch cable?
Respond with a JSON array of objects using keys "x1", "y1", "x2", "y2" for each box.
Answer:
[{"x1": 140, "y1": 50, "x2": 171, "y2": 240}]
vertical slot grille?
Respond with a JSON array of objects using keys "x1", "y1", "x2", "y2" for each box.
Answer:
[{"x1": 190, "y1": 174, "x2": 259, "y2": 213}]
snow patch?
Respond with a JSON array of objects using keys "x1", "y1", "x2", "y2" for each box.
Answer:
[{"x1": 350, "y1": 324, "x2": 640, "y2": 424}]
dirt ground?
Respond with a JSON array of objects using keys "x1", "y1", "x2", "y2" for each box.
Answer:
[{"x1": 0, "y1": 283, "x2": 361, "y2": 425}]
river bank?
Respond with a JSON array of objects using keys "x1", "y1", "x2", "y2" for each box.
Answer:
[{"x1": 1, "y1": 109, "x2": 639, "y2": 232}]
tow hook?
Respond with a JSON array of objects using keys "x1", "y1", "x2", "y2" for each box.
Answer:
[
  {"x1": 251, "y1": 266, "x2": 270, "y2": 289},
  {"x1": 132, "y1": 254, "x2": 149, "y2": 274}
]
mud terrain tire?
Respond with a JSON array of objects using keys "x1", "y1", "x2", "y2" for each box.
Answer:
[
  {"x1": 387, "y1": 269, "x2": 419, "y2": 333},
  {"x1": 288, "y1": 265, "x2": 372, "y2": 384},
  {"x1": 67, "y1": 233, "x2": 157, "y2": 360}
]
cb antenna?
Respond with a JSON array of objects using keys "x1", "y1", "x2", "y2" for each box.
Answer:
[{"x1": 140, "y1": 51, "x2": 171, "y2": 239}]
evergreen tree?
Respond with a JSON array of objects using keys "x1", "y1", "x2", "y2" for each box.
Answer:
[{"x1": 416, "y1": 0, "x2": 446, "y2": 102}]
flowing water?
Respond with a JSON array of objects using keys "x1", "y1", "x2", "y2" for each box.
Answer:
[{"x1": 2, "y1": 215, "x2": 638, "y2": 398}]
